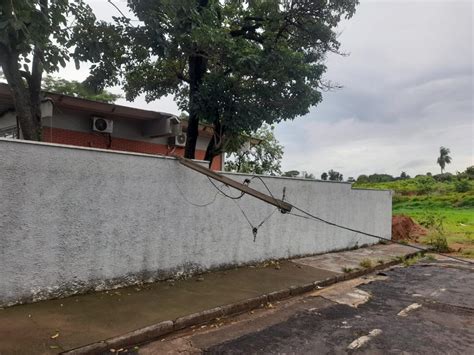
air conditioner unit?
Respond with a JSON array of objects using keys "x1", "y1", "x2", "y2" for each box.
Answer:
[
  {"x1": 92, "y1": 117, "x2": 113, "y2": 133},
  {"x1": 168, "y1": 132, "x2": 187, "y2": 147},
  {"x1": 142, "y1": 116, "x2": 180, "y2": 138}
]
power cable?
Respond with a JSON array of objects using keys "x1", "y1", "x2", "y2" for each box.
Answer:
[
  {"x1": 215, "y1": 172, "x2": 473, "y2": 265},
  {"x1": 172, "y1": 162, "x2": 472, "y2": 264},
  {"x1": 208, "y1": 176, "x2": 281, "y2": 242},
  {"x1": 287, "y1": 204, "x2": 474, "y2": 265},
  {"x1": 207, "y1": 176, "x2": 246, "y2": 200},
  {"x1": 168, "y1": 159, "x2": 219, "y2": 207}
]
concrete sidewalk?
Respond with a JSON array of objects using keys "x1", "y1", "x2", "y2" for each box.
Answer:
[{"x1": 0, "y1": 244, "x2": 417, "y2": 354}]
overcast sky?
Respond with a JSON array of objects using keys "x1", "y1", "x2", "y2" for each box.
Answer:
[{"x1": 59, "y1": 0, "x2": 473, "y2": 178}]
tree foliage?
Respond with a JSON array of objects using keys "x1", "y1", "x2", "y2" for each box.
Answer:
[
  {"x1": 437, "y1": 146, "x2": 452, "y2": 174},
  {"x1": 42, "y1": 75, "x2": 121, "y2": 103},
  {"x1": 327, "y1": 169, "x2": 343, "y2": 181},
  {"x1": 224, "y1": 124, "x2": 283, "y2": 175},
  {"x1": 0, "y1": 0, "x2": 93, "y2": 140},
  {"x1": 283, "y1": 170, "x2": 300, "y2": 178},
  {"x1": 321, "y1": 172, "x2": 328, "y2": 180},
  {"x1": 72, "y1": 0, "x2": 358, "y2": 160}
]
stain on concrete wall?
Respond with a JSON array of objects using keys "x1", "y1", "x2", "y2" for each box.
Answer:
[{"x1": 0, "y1": 139, "x2": 392, "y2": 307}]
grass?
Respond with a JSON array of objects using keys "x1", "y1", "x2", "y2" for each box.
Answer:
[
  {"x1": 354, "y1": 178, "x2": 474, "y2": 258},
  {"x1": 359, "y1": 259, "x2": 373, "y2": 268}
]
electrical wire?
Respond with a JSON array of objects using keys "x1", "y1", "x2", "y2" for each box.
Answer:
[
  {"x1": 287, "y1": 204, "x2": 473, "y2": 265},
  {"x1": 217, "y1": 173, "x2": 473, "y2": 265},
  {"x1": 168, "y1": 159, "x2": 219, "y2": 207},
  {"x1": 172, "y1": 161, "x2": 472, "y2": 264},
  {"x1": 207, "y1": 177, "x2": 246, "y2": 200},
  {"x1": 239, "y1": 175, "x2": 472, "y2": 265},
  {"x1": 207, "y1": 176, "x2": 280, "y2": 242}
]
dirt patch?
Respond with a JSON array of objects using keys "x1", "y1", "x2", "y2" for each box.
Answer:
[{"x1": 392, "y1": 215, "x2": 427, "y2": 242}]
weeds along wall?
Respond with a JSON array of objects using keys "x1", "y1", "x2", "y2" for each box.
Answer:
[{"x1": 0, "y1": 139, "x2": 392, "y2": 307}]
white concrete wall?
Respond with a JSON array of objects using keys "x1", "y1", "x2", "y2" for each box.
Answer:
[{"x1": 0, "y1": 139, "x2": 392, "y2": 307}]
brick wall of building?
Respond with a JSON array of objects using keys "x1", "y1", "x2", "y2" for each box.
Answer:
[{"x1": 42, "y1": 127, "x2": 222, "y2": 170}]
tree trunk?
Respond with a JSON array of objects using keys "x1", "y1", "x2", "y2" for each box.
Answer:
[
  {"x1": 183, "y1": 0, "x2": 209, "y2": 159},
  {"x1": 0, "y1": 0, "x2": 47, "y2": 142},
  {"x1": 1, "y1": 52, "x2": 42, "y2": 141},
  {"x1": 204, "y1": 117, "x2": 223, "y2": 168},
  {"x1": 185, "y1": 54, "x2": 205, "y2": 159},
  {"x1": 204, "y1": 138, "x2": 215, "y2": 168}
]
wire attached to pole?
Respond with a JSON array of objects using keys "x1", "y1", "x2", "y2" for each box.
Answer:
[{"x1": 288, "y1": 205, "x2": 473, "y2": 265}]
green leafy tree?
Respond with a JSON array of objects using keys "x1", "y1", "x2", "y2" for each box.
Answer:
[
  {"x1": 283, "y1": 170, "x2": 300, "y2": 178},
  {"x1": 356, "y1": 174, "x2": 369, "y2": 183},
  {"x1": 72, "y1": 0, "x2": 358, "y2": 161},
  {"x1": 400, "y1": 171, "x2": 410, "y2": 179},
  {"x1": 367, "y1": 173, "x2": 394, "y2": 182},
  {"x1": 328, "y1": 169, "x2": 343, "y2": 181},
  {"x1": 321, "y1": 172, "x2": 328, "y2": 181},
  {"x1": 42, "y1": 76, "x2": 121, "y2": 103},
  {"x1": 458, "y1": 166, "x2": 474, "y2": 180},
  {"x1": 225, "y1": 125, "x2": 283, "y2": 176},
  {"x1": 437, "y1": 146, "x2": 452, "y2": 174},
  {"x1": 465, "y1": 166, "x2": 474, "y2": 180},
  {"x1": 0, "y1": 0, "x2": 93, "y2": 140}
]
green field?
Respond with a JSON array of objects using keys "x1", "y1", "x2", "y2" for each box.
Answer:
[{"x1": 354, "y1": 178, "x2": 474, "y2": 258}]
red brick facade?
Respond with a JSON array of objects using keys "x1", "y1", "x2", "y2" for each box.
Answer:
[{"x1": 42, "y1": 127, "x2": 222, "y2": 170}]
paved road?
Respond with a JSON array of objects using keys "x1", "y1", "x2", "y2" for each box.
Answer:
[{"x1": 140, "y1": 260, "x2": 474, "y2": 354}]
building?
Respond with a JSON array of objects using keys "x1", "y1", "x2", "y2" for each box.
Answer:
[{"x1": 0, "y1": 83, "x2": 223, "y2": 170}]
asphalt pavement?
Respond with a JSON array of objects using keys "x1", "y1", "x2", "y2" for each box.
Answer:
[
  {"x1": 207, "y1": 261, "x2": 474, "y2": 354},
  {"x1": 141, "y1": 259, "x2": 474, "y2": 354}
]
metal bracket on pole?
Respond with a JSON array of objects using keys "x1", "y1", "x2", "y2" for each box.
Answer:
[{"x1": 174, "y1": 156, "x2": 293, "y2": 213}]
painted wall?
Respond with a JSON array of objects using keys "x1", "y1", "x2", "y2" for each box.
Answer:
[
  {"x1": 41, "y1": 127, "x2": 223, "y2": 171},
  {"x1": 0, "y1": 139, "x2": 392, "y2": 307}
]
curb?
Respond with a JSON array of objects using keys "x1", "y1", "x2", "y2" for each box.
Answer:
[{"x1": 62, "y1": 251, "x2": 421, "y2": 354}]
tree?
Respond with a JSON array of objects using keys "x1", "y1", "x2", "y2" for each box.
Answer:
[
  {"x1": 400, "y1": 171, "x2": 410, "y2": 179},
  {"x1": 42, "y1": 76, "x2": 121, "y2": 103},
  {"x1": 303, "y1": 172, "x2": 315, "y2": 179},
  {"x1": 0, "y1": 0, "x2": 93, "y2": 140},
  {"x1": 321, "y1": 172, "x2": 328, "y2": 181},
  {"x1": 327, "y1": 169, "x2": 343, "y2": 181},
  {"x1": 283, "y1": 170, "x2": 300, "y2": 178},
  {"x1": 72, "y1": 0, "x2": 359, "y2": 161},
  {"x1": 367, "y1": 173, "x2": 394, "y2": 182},
  {"x1": 347, "y1": 176, "x2": 355, "y2": 183},
  {"x1": 437, "y1": 146, "x2": 452, "y2": 174},
  {"x1": 356, "y1": 174, "x2": 369, "y2": 183},
  {"x1": 462, "y1": 166, "x2": 474, "y2": 180},
  {"x1": 224, "y1": 125, "x2": 283, "y2": 176}
]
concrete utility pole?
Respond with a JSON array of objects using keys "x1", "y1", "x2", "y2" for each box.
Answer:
[{"x1": 175, "y1": 156, "x2": 293, "y2": 213}]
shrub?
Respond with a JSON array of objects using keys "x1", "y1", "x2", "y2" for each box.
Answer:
[
  {"x1": 418, "y1": 213, "x2": 445, "y2": 234},
  {"x1": 415, "y1": 176, "x2": 435, "y2": 194},
  {"x1": 454, "y1": 179, "x2": 471, "y2": 193},
  {"x1": 433, "y1": 173, "x2": 454, "y2": 182},
  {"x1": 427, "y1": 234, "x2": 450, "y2": 253},
  {"x1": 456, "y1": 195, "x2": 474, "y2": 208}
]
